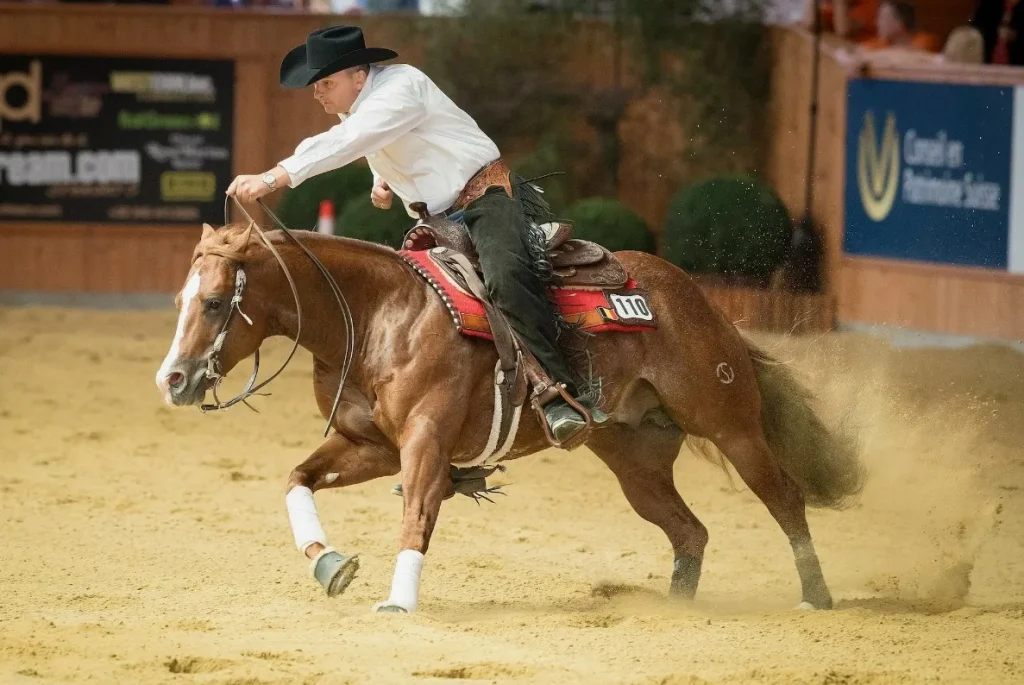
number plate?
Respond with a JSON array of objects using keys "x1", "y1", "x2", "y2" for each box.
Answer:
[{"x1": 609, "y1": 293, "x2": 654, "y2": 321}]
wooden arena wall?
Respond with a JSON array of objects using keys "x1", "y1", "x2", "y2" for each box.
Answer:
[
  {"x1": 0, "y1": 3, "x2": 667, "y2": 293},
  {"x1": 0, "y1": 4, "x2": 423, "y2": 296},
  {"x1": 4, "y1": 3, "x2": 1024, "y2": 340}
]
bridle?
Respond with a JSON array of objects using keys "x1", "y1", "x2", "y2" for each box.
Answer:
[{"x1": 198, "y1": 195, "x2": 357, "y2": 438}]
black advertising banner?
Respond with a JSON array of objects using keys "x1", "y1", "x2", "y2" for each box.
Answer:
[{"x1": 0, "y1": 55, "x2": 234, "y2": 224}]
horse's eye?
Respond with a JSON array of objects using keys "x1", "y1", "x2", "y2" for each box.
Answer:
[{"x1": 205, "y1": 299, "x2": 223, "y2": 313}]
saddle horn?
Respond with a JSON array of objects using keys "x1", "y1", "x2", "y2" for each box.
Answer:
[{"x1": 409, "y1": 201, "x2": 431, "y2": 222}]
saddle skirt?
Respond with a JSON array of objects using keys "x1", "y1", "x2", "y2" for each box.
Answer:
[{"x1": 399, "y1": 215, "x2": 658, "y2": 340}]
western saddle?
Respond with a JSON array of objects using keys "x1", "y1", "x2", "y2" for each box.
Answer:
[{"x1": 402, "y1": 202, "x2": 626, "y2": 452}]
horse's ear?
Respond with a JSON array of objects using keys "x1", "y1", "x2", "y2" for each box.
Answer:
[
  {"x1": 226, "y1": 221, "x2": 255, "y2": 253},
  {"x1": 201, "y1": 223, "x2": 216, "y2": 241}
]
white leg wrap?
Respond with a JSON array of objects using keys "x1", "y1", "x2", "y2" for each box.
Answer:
[
  {"x1": 385, "y1": 550, "x2": 425, "y2": 612},
  {"x1": 285, "y1": 486, "x2": 328, "y2": 554}
]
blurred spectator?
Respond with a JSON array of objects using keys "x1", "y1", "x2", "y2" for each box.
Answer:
[
  {"x1": 206, "y1": 0, "x2": 299, "y2": 6},
  {"x1": 860, "y1": 0, "x2": 940, "y2": 51},
  {"x1": 365, "y1": 0, "x2": 418, "y2": 9},
  {"x1": 302, "y1": 0, "x2": 363, "y2": 13},
  {"x1": 303, "y1": 0, "x2": 452, "y2": 13},
  {"x1": 419, "y1": 0, "x2": 465, "y2": 14},
  {"x1": 58, "y1": 0, "x2": 171, "y2": 4},
  {"x1": 804, "y1": 0, "x2": 939, "y2": 50},
  {"x1": 939, "y1": 25, "x2": 985, "y2": 63},
  {"x1": 803, "y1": 0, "x2": 880, "y2": 41},
  {"x1": 831, "y1": 0, "x2": 944, "y2": 73},
  {"x1": 971, "y1": 0, "x2": 1024, "y2": 64},
  {"x1": 328, "y1": 0, "x2": 363, "y2": 11}
]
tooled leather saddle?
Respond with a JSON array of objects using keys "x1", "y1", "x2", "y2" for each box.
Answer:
[
  {"x1": 402, "y1": 208, "x2": 629, "y2": 291},
  {"x1": 400, "y1": 202, "x2": 632, "y2": 453}
]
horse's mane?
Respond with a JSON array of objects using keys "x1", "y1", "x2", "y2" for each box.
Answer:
[{"x1": 191, "y1": 221, "x2": 403, "y2": 265}]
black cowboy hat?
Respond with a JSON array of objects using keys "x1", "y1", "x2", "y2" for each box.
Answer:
[{"x1": 279, "y1": 25, "x2": 398, "y2": 89}]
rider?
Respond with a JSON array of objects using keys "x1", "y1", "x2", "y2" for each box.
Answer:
[{"x1": 226, "y1": 25, "x2": 587, "y2": 444}]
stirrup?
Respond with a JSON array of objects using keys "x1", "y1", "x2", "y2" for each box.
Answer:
[
  {"x1": 530, "y1": 382, "x2": 593, "y2": 451},
  {"x1": 544, "y1": 399, "x2": 588, "y2": 444}
]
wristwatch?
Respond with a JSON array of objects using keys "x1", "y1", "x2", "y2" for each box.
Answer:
[{"x1": 261, "y1": 172, "x2": 278, "y2": 191}]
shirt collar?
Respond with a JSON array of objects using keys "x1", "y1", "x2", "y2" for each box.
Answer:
[{"x1": 339, "y1": 65, "x2": 378, "y2": 121}]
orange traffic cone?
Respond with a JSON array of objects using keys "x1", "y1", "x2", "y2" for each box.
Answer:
[{"x1": 317, "y1": 200, "x2": 334, "y2": 235}]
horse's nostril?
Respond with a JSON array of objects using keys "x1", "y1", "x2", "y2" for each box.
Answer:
[{"x1": 167, "y1": 371, "x2": 186, "y2": 390}]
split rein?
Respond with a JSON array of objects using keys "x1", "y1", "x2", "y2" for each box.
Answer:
[{"x1": 199, "y1": 195, "x2": 356, "y2": 438}]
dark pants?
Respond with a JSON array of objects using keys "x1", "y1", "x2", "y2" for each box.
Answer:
[{"x1": 462, "y1": 186, "x2": 577, "y2": 395}]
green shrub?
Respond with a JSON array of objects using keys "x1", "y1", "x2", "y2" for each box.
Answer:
[
  {"x1": 274, "y1": 164, "x2": 375, "y2": 231},
  {"x1": 335, "y1": 196, "x2": 416, "y2": 249},
  {"x1": 662, "y1": 175, "x2": 791, "y2": 282},
  {"x1": 562, "y1": 197, "x2": 656, "y2": 254}
]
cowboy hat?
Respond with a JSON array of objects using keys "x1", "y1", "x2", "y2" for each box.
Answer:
[{"x1": 279, "y1": 25, "x2": 398, "y2": 89}]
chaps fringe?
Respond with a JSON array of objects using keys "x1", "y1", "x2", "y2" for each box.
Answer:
[{"x1": 512, "y1": 174, "x2": 603, "y2": 409}]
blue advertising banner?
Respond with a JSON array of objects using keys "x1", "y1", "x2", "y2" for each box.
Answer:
[{"x1": 844, "y1": 78, "x2": 1014, "y2": 269}]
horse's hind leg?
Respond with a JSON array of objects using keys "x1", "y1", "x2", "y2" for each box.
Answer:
[
  {"x1": 715, "y1": 432, "x2": 832, "y2": 610},
  {"x1": 586, "y1": 421, "x2": 708, "y2": 599}
]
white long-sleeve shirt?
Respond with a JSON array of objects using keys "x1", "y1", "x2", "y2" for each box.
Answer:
[{"x1": 278, "y1": 64, "x2": 500, "y2": 217}]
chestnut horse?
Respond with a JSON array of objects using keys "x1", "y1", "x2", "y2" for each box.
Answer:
[{"x1": 154, "y1": 218, "x2": 864, "y2": 614}]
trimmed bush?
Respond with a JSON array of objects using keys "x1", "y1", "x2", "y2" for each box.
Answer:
[
  {"x1": 662, "y1": 176, "x2": 791, "y2": 283},
  {"x1": 274, "y1": 164, "x2": 375, "y2": 231},
  {"x1": 562, "y1": 197, "x2": 656, "y2": 254},
  {"x1": 335, "y1": 196, "x2": 416, "y2": 249}
]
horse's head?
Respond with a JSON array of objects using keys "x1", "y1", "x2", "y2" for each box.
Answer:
[{"x1": 155, "y1": 221, "x2": 270, "y2": 407}]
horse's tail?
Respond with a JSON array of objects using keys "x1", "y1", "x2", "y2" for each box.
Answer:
[{"x1": 745, "y1": 339, "x2": 866, "y2": 509}]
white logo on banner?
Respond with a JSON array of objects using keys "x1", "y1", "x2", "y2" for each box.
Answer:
[
  {"x1": 144, "y1": 133, "x2": 228, "y2": 171},
  {"x1": 0, "y1": 150, "x2": 140, "y2": 185},
  {"x1": 901, "y1": 129, "x2": 1002, "y2": 212}
]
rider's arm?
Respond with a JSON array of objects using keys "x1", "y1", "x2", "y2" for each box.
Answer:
[{"x1": 277, "y1": 73, "x2": 428, "y2": 188}]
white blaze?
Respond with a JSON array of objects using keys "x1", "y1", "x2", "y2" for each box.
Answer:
[{"x1": 156, "y1": 271, "x2": 201, "y2": 390}]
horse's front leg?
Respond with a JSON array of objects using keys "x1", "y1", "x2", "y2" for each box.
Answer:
[
  {"x1": 285, "y1": 432, "x2": 400, "y2": 597},
  {"x1": 373, "y1": 414, "x2": 454, "y2": 613}
]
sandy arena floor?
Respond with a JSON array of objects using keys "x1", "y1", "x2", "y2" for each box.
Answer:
[{"x1": 1, "y1": 305, "x2": 1023, "y2": 684}]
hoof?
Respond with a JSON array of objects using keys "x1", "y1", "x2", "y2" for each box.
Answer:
[
  {"x1": 372, "y1": 601, "x2": 410, "y2": 614},
  {"x1": 670, "y1": 552, "x2": 702, "y2": 599},
  {"x1": 794, "y1": 600, "x2": 830, "y2": 611},
  {"x1": 310, "y1": 548, "x2": 360, "y2": 598}
]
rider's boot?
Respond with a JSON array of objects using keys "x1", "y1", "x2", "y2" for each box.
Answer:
[{"x1": 543, "y1": 398, "x2": 588, "y2": 444}]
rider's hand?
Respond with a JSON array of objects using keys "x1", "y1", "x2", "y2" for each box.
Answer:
[
  {"x1": 371, "y1": 178, "x2": 393, "y2": 210},
  {"x1": 226, "y1": 171, "x2": 277, "y2": 204}
]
